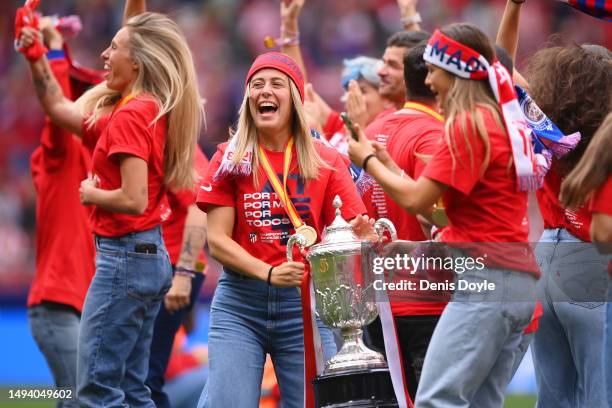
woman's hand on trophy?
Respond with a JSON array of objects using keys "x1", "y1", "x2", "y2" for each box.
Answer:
[
  {"x1": 350, "y1": 214, "x2": 379, "y2": 242},
  {"x1": 271, "y1": 261, "x2": 305, "y2": 287}
]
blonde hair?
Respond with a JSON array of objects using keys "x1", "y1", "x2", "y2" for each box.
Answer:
[
  {"x1": 443, "y1": 78, "x2": 505, "y2": 177},
  {"x1": 560, "y1": 112, "x2": 612, "y2": 208},
  {"x1": 439, "y1": 24, "x2": 506, "y2": 179},
  {"x1": 77, "y1": 12, "x2": 204, "y2": 190},
  {"x1": 229, "y1": 78, "x2": 327, "y2": 187}
]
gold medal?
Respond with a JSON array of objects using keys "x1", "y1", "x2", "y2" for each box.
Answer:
[
  {"x1": 296, "y1": 225, "x2": 318, "y2": 247},
  {"x1": 431, "y1": 207, "x2": 449, "y2": 227}
]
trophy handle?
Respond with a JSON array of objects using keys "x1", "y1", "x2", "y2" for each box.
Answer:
[
  {"x1": 286, "y1": 233, "x2": 307, "y2": 261},
  {"x1": 374, "y1": 218, "x2": 398, "y2": 242}
]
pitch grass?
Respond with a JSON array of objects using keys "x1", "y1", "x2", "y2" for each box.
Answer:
[{"x1": 0, "y1": 390, "x2": 537, "y2": 407}]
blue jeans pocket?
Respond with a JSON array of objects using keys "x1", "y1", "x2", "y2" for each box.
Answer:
[
  {"x1": 568, "y1": 301, "x2": 605, "y2": 309},
  {"x1": 125, "y1": 251, "x2": 170, "y2": 301}
]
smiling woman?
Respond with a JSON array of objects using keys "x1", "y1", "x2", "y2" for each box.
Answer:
[
  {"x1": 17, "y1": 8, "x2": 204, "y2": 408},
  {"x1": 194, "y1": 52, "x2": 370, "y2": 408}
]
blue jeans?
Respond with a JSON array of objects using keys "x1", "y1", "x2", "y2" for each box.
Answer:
[
  {"x1": 415, "y1": 267, "x2": 536, "y2": 408},
  {"x1": 606, "y1": 296, "x2": 612, "y2": 408},
  {"x1": 532, "y1": 228, "x2": 607, "y2": 408},
  {"x1": 147, "y1": 270, "x2": 205, "y2": 408},
  {"x1": 77, "y1": 227, "x2": 172, "y2": 408},
  {"x1": 28, "y1": 303, "x2": 80, "y2": 408},
  {"x1": 197, "y1": 269, "x2": 337, "y2": 408}
]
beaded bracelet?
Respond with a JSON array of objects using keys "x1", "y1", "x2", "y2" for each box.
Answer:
[{"x1": 175, "y1": 267, "x2": 197, "y2": 279}]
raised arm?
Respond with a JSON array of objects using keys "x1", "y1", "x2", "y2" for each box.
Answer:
[
  {"x1": 496, "y1": 0, "x2": 530, "y2": 89},
  {"x1": 38, "y1": 17, "x2": 76, "y2": 158},
  {"x1": 280, "y1": 0, "x2": 307, "y2": 83},
  {"x1": 123, "y1": 0, "x2": 146, "y2": 24},
  {"x1": 398, "y1": 0, "x2": 422, "y2": 31},
  {"x1": 20, "y1": 27, "x2": 84, "y2": 136}
]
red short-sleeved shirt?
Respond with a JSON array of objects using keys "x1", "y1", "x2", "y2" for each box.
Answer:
[
  {"x1": 422, "y1": 107, "x2": 538, "y2": 276},
  {"x1": 28, "y1": 56, "x2": 95, "y2": 312},
  {"x1": 590, "y1": 176, "x2": 612, "y2": 216},
  {"x1": 537, "y1": 163, "x2": 592, "y2": 242},
  {"x1": 196, "y1": 142, "x2": 366, "y2": 267},
  {"x1": 363, "y1": 104, "x2": 446, "y2": 316},
  {"x1": 323, "y1": 108, "x2": 396, "y2": 156},
  {"x1": 88, "y1": 95, "x2": 167, "y2": 237},
  {"x1": 162, "y1": 146, "x2": 210, "y2": 265}
]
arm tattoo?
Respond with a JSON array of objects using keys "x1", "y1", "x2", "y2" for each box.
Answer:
[
  {"x1": 32, "y1": 64, "x2": 61, "y2": 101},
  {"x1": 178, "y1": 225, "x2": 207, "y2": 268}
]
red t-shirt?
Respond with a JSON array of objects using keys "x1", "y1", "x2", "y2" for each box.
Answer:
[
  {"x1": 537, "y1": 162, "x2": 592, "y2": 242},
  {"x1": 28, "y1": 57, "x2": 95, "y2": 312},
  {"x1": 364, "y1": 104, "x2": 447, "y2": 316},
  {"x1": 196, "y1": 142, "x2": 366, "y2": 267},
  {"x1": 85, "y1": 95, "x2": 167, "y2": 237},
  {"x1": 162, "y1": 146, "x2": 210, "y2": 265},
  {"x1": 590, "y1": 176, "x2": 612, "y2": 275},
  {"x1": 590, "y1": 176, "x2": 612, "y2": 216},
  {"x1": 323, "y1": 108, "x2": 395, "y2": 156},
  {"x1": 422, "y1": 107, "x2": 538, "y2": 276}
]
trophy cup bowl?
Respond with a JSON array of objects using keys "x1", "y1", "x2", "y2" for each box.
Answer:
[{"x1": 287, "y1": 196, "x2": 399, "y2": 407}]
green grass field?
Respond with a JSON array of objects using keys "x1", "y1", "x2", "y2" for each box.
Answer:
[{"x1": 0, "y1": 388, "x2": 537, "y2": 407}]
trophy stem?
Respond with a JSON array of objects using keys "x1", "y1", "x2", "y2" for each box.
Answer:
[{"x1": 325, "y1": 327, "x2": 388, "y2": 374}]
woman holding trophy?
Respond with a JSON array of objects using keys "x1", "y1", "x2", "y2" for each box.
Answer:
[
  {"x1": 348, "y1": 24, "x2": 539, "y2": 407},
  {"x1": 196, "y1": 52, "x2": 371, "y2": 407}
]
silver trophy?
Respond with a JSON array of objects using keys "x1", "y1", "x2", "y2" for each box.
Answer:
[{"x1": 287, "y1": 195, "x2": 397, "y2": 374}]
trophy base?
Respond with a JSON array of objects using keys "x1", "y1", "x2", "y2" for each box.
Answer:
[{"x1": 313, "y1": 368, "x2": 398, "y2": 408}]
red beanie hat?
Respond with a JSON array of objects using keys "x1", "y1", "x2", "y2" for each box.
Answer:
[{"x1": 245, "y1": 52, "x2": 305, "y2": 102}]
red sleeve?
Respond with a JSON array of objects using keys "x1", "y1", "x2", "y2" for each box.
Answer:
[
  {"x1": 196, "y1": 145, "x2": 236, "y2": 211},
  {"x1": 106, "y1": 108, "x2": 154, "y2": 162},
  {"x1": 422, "y1": 115, "x2": 486, "y2": 195},
  {"x1": 323, "y1": 110, "x2": 345, "y2": 141},
  {"x1": 590, "y1": 176, "x2": 612, "y2": 215},
  {"x1": 41, "y1": 58, "x2": 73, "y2": 161},
  {"x1": 173, "y1": 147, "x2": 211, "y2": 209},
  {"x1": 322, "y1": 152, "x2": 366, "y2": 225},
  {"x1": 412, "y1": 127, "x2": 443, "y2": 179}
]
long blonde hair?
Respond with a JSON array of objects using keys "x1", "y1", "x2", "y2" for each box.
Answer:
[
  {"x1": 229, "y1": 79, "x2": 326, "y2": 187},
  {"x1": 77, "y1": 12, "x2": 204, "y2": 190},
  {"x1": 560, "y1": 112, "x2": 612, "y2": 208},
  {"x1": 440, "y1": 24, "x2": 506, "y2": 179}
]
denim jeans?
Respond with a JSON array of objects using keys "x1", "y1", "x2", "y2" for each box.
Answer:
[
  {"x1": 147, "y1": 270, "x2": 205, "y2": 408},
  {"x1": 197, "y1": 269, "x2": 337, "y2": 408},
  {"x1": 532, "y1": 228, "x2": 607, "y2": 408},
  {"x1": 415, "y1": 267, "x2": 536, "y2": 408},
  {"x1": 367, "y1": 315, "x2": 440, "y2": 401},
  {"x1": 28, "y1": 303, "x2": 80, "y2": 408},
  {"x1": 77, "y1": 227, "x2": 172, "y2": 408},
  {"x1": 606, "y1": 297, "x2": 612, "y2": 408}
]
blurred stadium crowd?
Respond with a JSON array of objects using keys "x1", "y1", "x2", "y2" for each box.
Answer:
[{"x1": 0, "y1": 0, "x2": 610, "y2": 299}]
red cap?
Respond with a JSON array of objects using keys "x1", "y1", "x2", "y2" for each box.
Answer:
[{"x1": 245, "y1": 52, "x2": 305, "y2": 102}]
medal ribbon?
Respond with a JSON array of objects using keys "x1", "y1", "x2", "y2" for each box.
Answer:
[
  {"x1": 402, "y1": 101, "x2": 444, "y2": 122},
  {"x1": 111, "y1": 93, "x2": 135, "y2": 117},
  {"x1": 258, "y1": 138, "x2": 306, "y2": 231}
]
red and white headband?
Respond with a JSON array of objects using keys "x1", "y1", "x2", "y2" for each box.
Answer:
[
  {"x1": 423, "y1": 29, "x2": 539, "y2": 191},
  {"x1": 423, "y1": 29, "x2": 491, "y2": 80}
]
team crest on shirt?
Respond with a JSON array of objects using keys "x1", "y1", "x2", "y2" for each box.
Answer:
[{"x1": 249, "y1": 232, "x2": 258, "y2": 243}]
